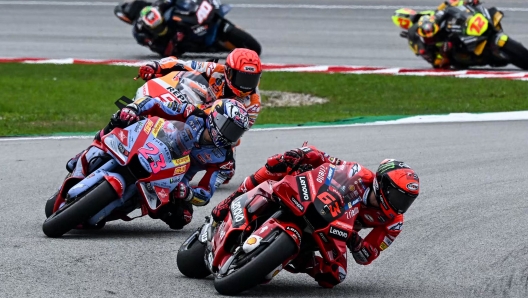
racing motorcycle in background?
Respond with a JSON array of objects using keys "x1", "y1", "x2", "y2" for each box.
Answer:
[
  {"x1": 177, "y1": 163, "x2": 359, "y2": 295},
  {"x1": 43, "y1": 116, "x2": 192, "y2": 237},
  {"x1": 392, "y1": 3, "x2": 528, "y2": 69},
  {"x1": 114, "y1": 0, "x2": 261, "y2": 57}
]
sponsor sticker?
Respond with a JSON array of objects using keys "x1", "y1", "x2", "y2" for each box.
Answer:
[
  {"x1": 328, "y1": 226, "x2": 348, "y2": 241},
  {"x1": 231, "y1": 198, "x2": 245, "y2": 223},
  {"x1": 143, "y1": 119, "x2": 154, "y2": 134},
  {"x1": 172, "y1": 155, "x2": 190, "y2": 166},
  {"x1": 388, "y1": 222, "x2": 403, "y2": 231},
  {"x1": 286, "y1": 226, "x2": 301, "y2": 243},
  {"x1": 407, "y1": 182, "x2": 419, "y2": 191},
  {"x1": 152, "y1": 119, "x2": 165, "y2": 137},
  {"x1": 290, "y1": 196, "x2": 304, "y2": 212},
  {"x1": 173, "y1": 165, "x2": 187, "y2": 175},
  {"x1": 296, "y1": 176, "x2": 311, "y2": 202}
]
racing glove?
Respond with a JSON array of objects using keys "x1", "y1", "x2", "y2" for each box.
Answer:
[
  {"x1": 265, "y1": 149, "x2": 305, "y2": 173},
  {"x1": 138, "y1": 61, "x2": 162, "y2": 80},
  {"x1": 347, "y1": 231, "x2": 370, "y2": 265},
  {"x1": 110, "y1": 106, "x2": 140, "y2": 128},
  {"x1": 172, "y1": 182, "x2": 194, "y2": 202}
]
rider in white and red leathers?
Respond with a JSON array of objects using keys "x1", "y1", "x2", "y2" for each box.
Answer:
[{"x1": 212, "y1": 146, "x2": 420, "y2": 288}]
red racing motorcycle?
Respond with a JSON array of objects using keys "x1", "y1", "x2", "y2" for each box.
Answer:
[{"x1": 177, "y1": 163, "x2": 360, "y2": 295}]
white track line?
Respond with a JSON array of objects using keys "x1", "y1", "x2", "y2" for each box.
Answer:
[
  {"x1": 1, "y1": 1, "x2": 527, "y2": 12},
  {"x1": 3, "y1": 112, "x2": 528, "y2": 141}
]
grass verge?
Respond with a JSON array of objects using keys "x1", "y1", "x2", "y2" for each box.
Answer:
[{"x1": 1, "y1": 63, "x2": 528, "y2": 135}]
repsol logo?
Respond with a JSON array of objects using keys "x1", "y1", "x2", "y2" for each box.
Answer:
[
  {"x1": 329, "y1": 226, "x2": 348, "y2": 241},
  {"x1": 296, "y1": 176, "x2": 311, "y2": 202},
  {"x1": 290, "y1": 196, "x2": 304, "y2": 211},
  {"x1": 231, "y1": 200, "x2": 245, "y2": 223}
]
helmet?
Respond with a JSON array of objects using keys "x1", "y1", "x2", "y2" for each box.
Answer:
[
  {"x1": 416, "y1": 15, "x2": 439, "y2": 38},
  {"x1": 206, "y1": 99, "x2": 250, "y2": 147},
  {"x1": 373, "y1": 159, "x2": 420, "y2": 219},
  {"x1": 224, "y1": 48, "x2": 262, "y2": 97},
  {"x1": 139, "y1": 6, "x2": 168, "y2": 36}
]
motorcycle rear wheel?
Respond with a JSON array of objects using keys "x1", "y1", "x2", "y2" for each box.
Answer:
[
  {"x1": 502, "y1": 38, "x2": 528, "y2": 70},
  {"x1": 177, "y1": 230, "x2": 210, "y2": 279},
  {"x1": 223, "y1": 26, "x2": 262, "y2": 56},
  {"x1": 42, "y1": 181, "x2": 117, "y2": 238},
  {"x1": 213, "y1": 232, "x2": 296, "y2": 295}
]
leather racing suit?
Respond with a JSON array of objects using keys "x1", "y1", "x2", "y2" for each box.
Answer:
[
  {"x1": 141, "y1": 56, "x2": 262, "y2": 127},
  {"x1": 407, "y1": 0, "x2": 481, "y2": 68},
  {"x1": 70, "y1": 96, "x2": 234, "y2": 229},
  {"x1": 128, "y1": 96, "x2": 237, "y2": 208},
  {"x1": 212, "y1": 146, "x2": 405, "y2": 288},
  {"x1": 133, "y1": 0, "x2": 213, "y2": 56}
]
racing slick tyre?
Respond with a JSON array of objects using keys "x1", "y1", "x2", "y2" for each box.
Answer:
[
  {"x1": 213, "y1": 232, "x2": 296, "y2": 295},
  {"x1": 502, "y1": 38, "x2": 528, "y2": 70},
  {"x1": 42, "y1": 181, "x2": 117, "y2": 238},
  {"x1": 224, "y1": 26, "x2": 262, "y2": 56},
  {"x1": 45, "y1": 190, "x2": 59, "y2": 218},
  {"x1": 177, "y1": 230, "x2": 211, "y2": 279}
]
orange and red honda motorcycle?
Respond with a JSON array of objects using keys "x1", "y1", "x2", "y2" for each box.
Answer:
[{"x1": 177, "y1": 163, "x2": 360, "y2": 295}]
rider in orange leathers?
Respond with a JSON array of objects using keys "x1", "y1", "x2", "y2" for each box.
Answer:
[
  {"x1": 138, "y1": 48, "x2": 262, "y2": 127},
  {"x1": 211, "y1": 145, "x2": 420, "y2": 288}
]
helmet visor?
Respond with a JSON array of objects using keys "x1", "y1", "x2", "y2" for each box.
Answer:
[
  {"x1": 226, "y1": 67, "x2": 261, "y2": 92},
  {"x1": 213, "y1": 113, "x2": 247, "y2": 144},
  {"x1": 382, "y1": 182, "x2": 417, "y2": 214}
]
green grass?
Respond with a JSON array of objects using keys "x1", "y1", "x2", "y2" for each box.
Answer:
[{"x1": 1, "y1": 63, "x2": 528, "y2": 135}]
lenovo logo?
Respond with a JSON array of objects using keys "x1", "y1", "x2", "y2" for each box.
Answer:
[
  {"x1": 296, "y1": 176, "x2": 311, "y2": 202},
  {"x1": 329, "y1": 226, "x2": 348, "y2": 241}
]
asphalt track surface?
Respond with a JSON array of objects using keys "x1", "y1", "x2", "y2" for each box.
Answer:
[
  {"x1": 1, "y1": 0, "x2": 528, "y2": 67},
  {"x1": 1, "y1": 1, "x2": 528, "y2": 298},
  {"x1": 1, "y1": 121, "x2": 528, "y2": 298}
]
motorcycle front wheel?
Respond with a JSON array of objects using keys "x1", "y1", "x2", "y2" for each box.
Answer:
[
  {"x1": 42, "y1": 181, "x2": 117, "y2": 238},
  {"x1": 213, "y1": 232, "x2": 296, "y2": 295},
  {"x1": 177, "y1": 230, "x2": 210, "y2": 279},
  {"x1": 502, "y1": 38, "x2": 528, "y2": 70}
]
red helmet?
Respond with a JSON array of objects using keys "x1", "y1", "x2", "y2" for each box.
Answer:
[
  {"x1": 224, "y1": 48, "x2": 262, "y2": 97},
  {"x1": 373, "y1": 159, "x2": 420, "y2": 219}
]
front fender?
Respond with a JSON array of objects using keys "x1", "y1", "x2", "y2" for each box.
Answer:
[
  {"x1": 66, "y1": 160, "x2": 120, "y2": 199},
  {"x1": 244, "y1": 217, "x2": 302, "y2": 253}
]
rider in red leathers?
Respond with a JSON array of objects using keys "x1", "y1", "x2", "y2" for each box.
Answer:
[{"x1": 211, "y1": 146, "x2": 420, "y2": 288}]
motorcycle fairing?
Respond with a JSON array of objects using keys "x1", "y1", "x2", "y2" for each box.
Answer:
[{"x1": 66, "y1": 160, "x2": 125, "y2": 199}]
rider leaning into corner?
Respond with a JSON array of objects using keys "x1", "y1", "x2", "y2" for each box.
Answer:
[
  {"x1": 133, "y1": 0, "x2": 219, "y2": 56},
  {"x1": 407, "y1": 0, "x2": 481, "y2": 68},
  {"x1": 137, "y1": 48, "x2": 262, "y2": 183},
  {"x1": 211, "y1": 145, "x2": 420, "y2": 288},
  {"x1": 67, "y1": 97, "x2": 250, "y2": 230}
]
